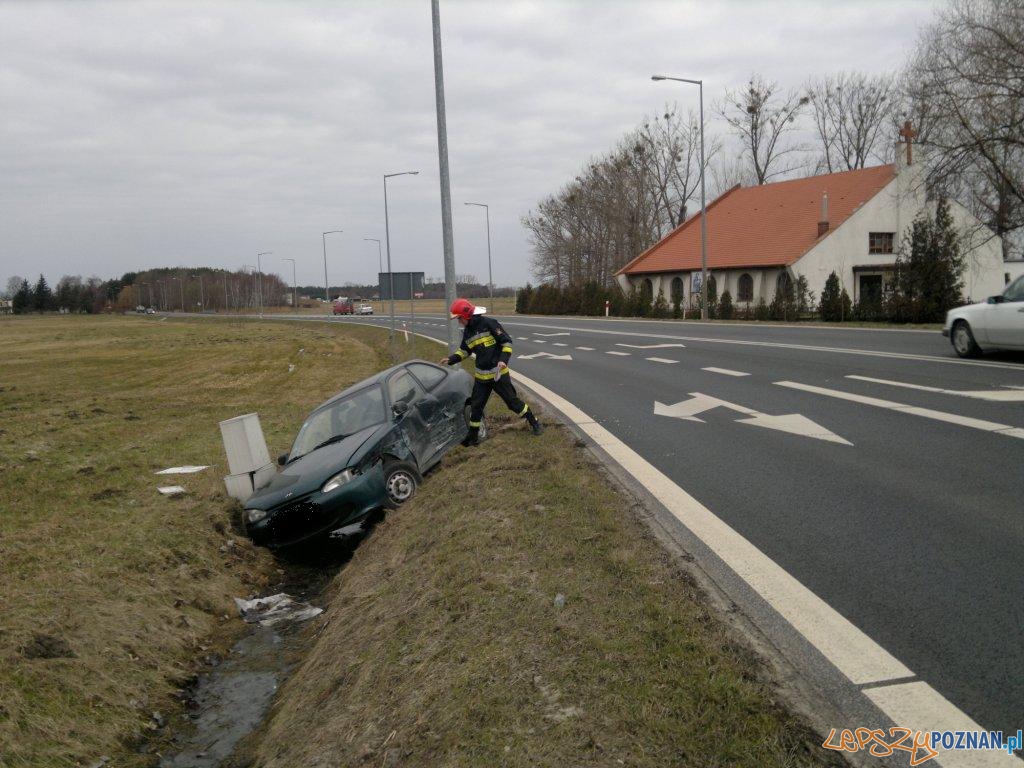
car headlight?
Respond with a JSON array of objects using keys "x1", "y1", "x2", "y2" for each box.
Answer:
[
  {"x1": 322, "y1": 468, "x2": 360, "y2": 494},
  {"x1": 247, "y1": 508, "x2": 267, "y2": 523}
]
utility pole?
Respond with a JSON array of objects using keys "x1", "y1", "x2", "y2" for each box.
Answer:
[
  {"x1": 322, "y1": 230, "x2": 342, "y2": 306},
  {"x1": 465, "y1": 202, "x2": 493, "y2": 302},
  {"x1": 431, "y1": 0, "x2": 457, "y2": 351}
]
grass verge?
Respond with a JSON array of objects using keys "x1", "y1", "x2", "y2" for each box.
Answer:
[
  {"x1": 0, "y1": 315, "x2": 400, "y2": 767},
  {"x1": 246, "y1": 333, "x2": 844, "y2": 767}
]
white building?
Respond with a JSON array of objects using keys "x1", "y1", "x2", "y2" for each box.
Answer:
[{"x1": 616, "y1": 147, "x2": 1019, "y2": 309}]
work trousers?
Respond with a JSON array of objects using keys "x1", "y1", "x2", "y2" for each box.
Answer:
[{"x1": 468, "y1": 374, "x2": 529, "y2": 427}]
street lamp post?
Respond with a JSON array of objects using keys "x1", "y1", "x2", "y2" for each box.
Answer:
[
  {"x1": 322, "y1": 230, "x2": 342, "y2": 306},
  {"x1": 257, "y1": 252, "x2": 272, "y2": 318},
  {"x1": 464, "y1": 202, "x2": 493, "y2": 302},
  {"x1": 282, "y1": 258, "x2": 297, "y2": 312},
  {"x1": 171, "y1": 276, "x2": 184, "y2": 312},
  {"x1": 383, "y1": 171, "x2": 419, "y2": 360},
  {"x1": 363, "y1": 238, "x2": 383, "y2": 275},
  {"x1": 652, "y1": 74, "x2": 708, "y2": 320}
]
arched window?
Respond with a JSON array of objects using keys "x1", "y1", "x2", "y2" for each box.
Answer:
[
  {"x1": 776, "y1": 271, "x2": 792, "y2": 298},
  {"x1": 738, "y1": 273, "x2": 753, "y2": 302},
  {"x1": 641, "y1": 278, "x2": 654, "y2": 300},
  {"x1": 706, "y1": 274, "x2": 718, "y2": 303},
  {"x1": 670, "y1": 277, "x2": 684, "y2": 304}
]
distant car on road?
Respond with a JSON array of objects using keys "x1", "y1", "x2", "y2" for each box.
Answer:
[
  {"x1": 943, "y1": 274, "x2": 1024, "y2": 357},
  {"x1": 332, "y1": 299, "x2": 354, "y2": 315},
  {"x1": 145, "y1": 307, "x2": 156, "y2": 314},
  {"x1": 358, "y1": 303, "x2": 374, "y2": 315},
  {"x1": 243, "y1": 360, "x2": 480, "y2": 551}
]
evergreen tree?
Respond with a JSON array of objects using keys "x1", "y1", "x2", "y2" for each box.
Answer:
[
  {"x1": 819, "y1": 271, "x2": 842, "y2": 321},
  {"x1": 719, "y1": 290, "x2": 734, "y2": 320},
  {"x1": 33, "y1": 274, "x2": 53, "y2": 313},
  {"x1": 651, "y1": 289, "x2": 670, "y2": 318},
  {"x1": 894, "y1": 198, "x2": 965, "y2": 322},
  {"x1": 13, "y1": 279, "x2": 31, "y2": 314}
]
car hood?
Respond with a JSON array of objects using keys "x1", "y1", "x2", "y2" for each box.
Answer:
[{"x1": 246, "y1": 423, "x2": 384, "y2": 510}]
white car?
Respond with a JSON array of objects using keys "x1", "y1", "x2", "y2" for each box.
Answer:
[
  {"x1": 358, "y1": 304, "x2": 374, "y2": 315},
  {"x1": 943, "y1": 274, "x2": 1024, "y2": 357}
]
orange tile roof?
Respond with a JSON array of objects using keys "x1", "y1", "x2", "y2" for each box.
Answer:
[{"x1": 617, "y1": 164, "x2": 896, "y2": 275}]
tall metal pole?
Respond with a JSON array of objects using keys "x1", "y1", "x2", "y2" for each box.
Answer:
[
  {"x1": 322, "y1": 230, "x2": 342, "y2": 306},
  {"x1": 431, "y1": 0, "x2": 457, "y2": 352},
  {"x1": 652, "y1": 74, "x2": 708, "y2": 320},
  {"x1": 363, "y1": 238, "x2": 382, "y2": 275},
  {"x1": 282, "y1": 258, "x2": 296, "y2": 312},
  {"x1": 697, "y1": 80, "x2": 708, "y2": 321},
  {"x1": 465, "y1": 202, "x2": 493, "y2": 303},
  {"x1": 383, "y1": 172, "x2": 418, "y2": 362}
]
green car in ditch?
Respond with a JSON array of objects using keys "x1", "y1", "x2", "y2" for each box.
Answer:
[{"x1": 244, "y1": 360, "x2": 480, "y2": 550}]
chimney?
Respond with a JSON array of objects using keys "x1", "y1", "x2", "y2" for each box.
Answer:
[{"x1": 817, "y1": 192, "x2": 830, "y2": 237}]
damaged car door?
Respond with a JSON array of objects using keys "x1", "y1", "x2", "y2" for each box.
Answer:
[{"x1": 386, "y1": 369, "x2": 442, "y2": 469}]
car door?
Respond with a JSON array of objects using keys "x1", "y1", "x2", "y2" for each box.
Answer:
[
  {"x1": 987, "y1": 275, "x2": 1024, "y2": 348},
  {"x1": 386, "y1": 369, "x2": 439, "y2": 468},
  {"x1": 408, "y1": 362, "x2": 462, "y2": 452}
]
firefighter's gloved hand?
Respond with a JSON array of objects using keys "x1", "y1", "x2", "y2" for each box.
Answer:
[{"x1": 439, "y1": 357, "x2": 450, "y2": 365}]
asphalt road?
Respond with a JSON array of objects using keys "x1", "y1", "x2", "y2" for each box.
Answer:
[{"x1": 322, "y1": 311, "x2": 1024, "y2": 743}]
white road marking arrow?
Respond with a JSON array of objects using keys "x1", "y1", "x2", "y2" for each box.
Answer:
[
  {"x1": 519, "y1": 351, "x2": 573, "y2": 360},
  {"x1": 615, "y1": 342, "x2": 686, "y2": 349},
  {"x1": 654, "y1": 392, "x2": 852, "y2": 445},
  {"x1": 535, "y1": 332, "x2": 570, "y2": 337}
]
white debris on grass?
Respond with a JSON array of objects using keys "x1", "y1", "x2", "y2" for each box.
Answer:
[
  {"x1": 154, "y1": 465, "x2": 210, "y2": 475},
  {"x1": 288, "y1": 364, "x2": 296, "y2": 373},
  {"x1": 157, "y1": 486, "x2": 187, "y2": 496},
  {"x1": 233, "y1": 593, "x2": 323, "y2": 627}
]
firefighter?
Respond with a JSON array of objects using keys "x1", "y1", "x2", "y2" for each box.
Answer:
[{"x1": 440, "y1": 298, "x2": 542, "y2": 446}]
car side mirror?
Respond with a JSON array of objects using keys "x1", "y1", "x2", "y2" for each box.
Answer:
[
  {"x1": 278, "y1": 452, "x2": 289, "y2": 466},
  {"x1": 392, "y1": 401, "x2": 409, "y2": 418},
  {"x1": 987, "y1": 295, "x2": 1004, "y2": 304}
]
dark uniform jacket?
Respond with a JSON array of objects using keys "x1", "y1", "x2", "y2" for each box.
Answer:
[{"x1": 446, "y1": 315, "x2": 513, "y2": 380}]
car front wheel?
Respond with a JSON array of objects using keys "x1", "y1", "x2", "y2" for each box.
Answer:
[
  {"x1": 382, "y1": 460, "x2": 420, "y2": 507},
  {"x1": 951, "y1": 320, "x2": 981, "y2": 358}
]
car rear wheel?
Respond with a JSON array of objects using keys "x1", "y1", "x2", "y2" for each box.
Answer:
[
  {"x1": 951, "y1": 320, "x2": 981, "y2": 358},
  {"x1": 383, "y1": 460, "x2": 420, "y2": 508}
]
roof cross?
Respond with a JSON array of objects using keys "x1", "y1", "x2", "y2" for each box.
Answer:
[{"x1": 899, "y1": 119, "x2": 919, "y2": 165}]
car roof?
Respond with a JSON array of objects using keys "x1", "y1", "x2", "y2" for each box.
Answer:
[{"x1": 316, "y1": 359, "x2": 441, "y2": 410}]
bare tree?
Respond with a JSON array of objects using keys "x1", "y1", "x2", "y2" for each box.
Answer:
[
  {"x1": 4, "y1": 275, "x2": 25, "y2": 299},
  {"x1": 807, "y1": 72, "x2": 897, "y2": 172},
  {"x1": 718, "y1": 74, "x2": 810, "y2": 184},
  {"x1": 523, "y1": 102, "x2": 721, "y2": 287},
  {"x1": 907, "y1": 0, "x2": 1024, "y2": 258}
]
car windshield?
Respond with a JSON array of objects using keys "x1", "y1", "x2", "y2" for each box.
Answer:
[
  {"x1": 289, "y1": 385, "x2": 386, "y2": 461},
  {"x1": 1003, "y1": 274, "x2": 1024, "y2": 302}
]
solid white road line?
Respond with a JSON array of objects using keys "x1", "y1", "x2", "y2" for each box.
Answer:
[
  {"x1": 606, "y1": 351, "x2": 631, "y2": 356},
  {"x1": 846, "y1": 375, "x2": 1024, "y2": 402},
  {"x1": 703, "y1": 367, "x2": 751, "y2": 377},
  {"x1": 517, "y1": 336, "x2": 529, "y2": 340},
  {"x1": 646, "y1": 357, "x2": 679, "y2": 364},
  {"x1": 552, "y1": 342, "x2": 568, "y2": 347},
  {"x1": 865, "y1": 682, "x2": 1022, "y2": 767},
  {"x1": 777, "y1": 381, "x2": 1024, "y2": 439},
  {"x1": 575, "y1": 346, "x2": 595, "y2": 351}
]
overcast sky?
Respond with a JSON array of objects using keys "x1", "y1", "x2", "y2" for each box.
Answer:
[{"x1": 0, "y1": 0, "x2": 937, "y2": 291}]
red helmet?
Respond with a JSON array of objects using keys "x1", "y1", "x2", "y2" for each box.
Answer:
[{"x1": 449, "y1": 298, "x2": 476, "y2": 320}]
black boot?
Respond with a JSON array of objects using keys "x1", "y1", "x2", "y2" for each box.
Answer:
[
  {"x1": 525, "y1": 411, "x2": 543, "y2": 436},
  {"x1": 461, "y1": 427, "x2": 480, "y2": 447}
]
